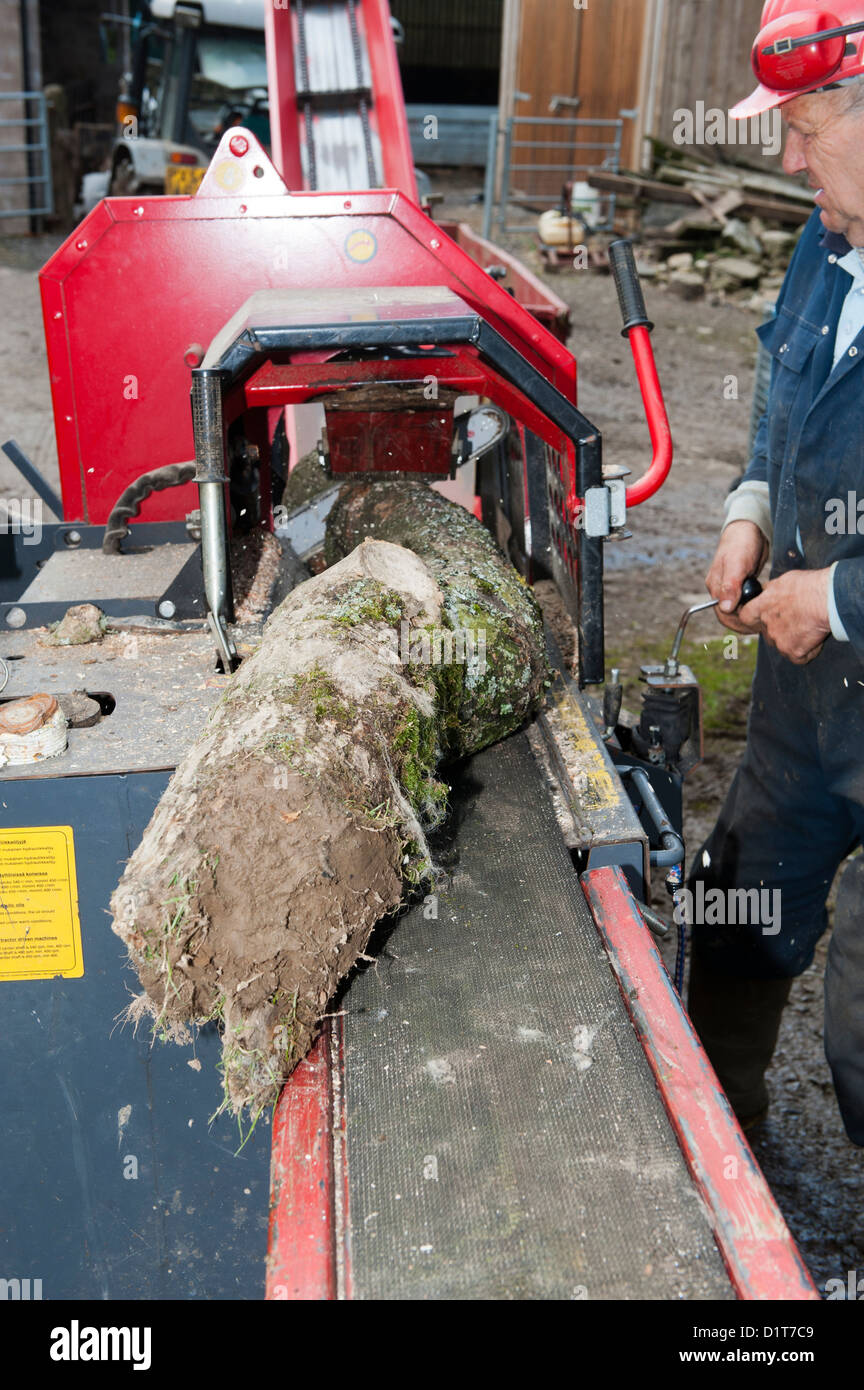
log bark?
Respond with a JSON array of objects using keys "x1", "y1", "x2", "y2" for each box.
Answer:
[
  {"x1": 111, "y1": 488, "x2": 547, "y2": 1116},
  {"x1": 325, "y1": 479, "x2": 547, "y2": 756}
]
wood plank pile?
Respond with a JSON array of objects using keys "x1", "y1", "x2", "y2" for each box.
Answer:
[{"x1": 587, "y1": 153, "x2": 814, "y2": 309}]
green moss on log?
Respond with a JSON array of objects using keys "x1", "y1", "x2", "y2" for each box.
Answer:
[{"x1": 325, "y1": 479, "x2": 549, "y2": 755}]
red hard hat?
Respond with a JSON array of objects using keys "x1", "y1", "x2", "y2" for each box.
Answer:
[{"x1": 731, "y1": 2, "x2": 864, "y2": 119}]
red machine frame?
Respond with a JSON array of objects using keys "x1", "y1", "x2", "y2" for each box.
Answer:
[
  {"x1": 39, "y1": 147, "x2": 578, "y2": 528},
  {"x1": 264, "y1": 0, "x2": 417, "y2": 199}
]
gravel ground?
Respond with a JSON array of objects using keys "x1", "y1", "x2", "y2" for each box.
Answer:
[
  {"x1": 1, "y1": 176, "x2": 861, "y2": 1296},
  {"x1": 0, "y1": 234, "x2": 64, "y2": 506}
]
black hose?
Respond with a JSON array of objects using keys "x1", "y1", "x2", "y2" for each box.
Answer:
[{"x1": 102, "y1": 462, "x2": 196, "y2": 554}]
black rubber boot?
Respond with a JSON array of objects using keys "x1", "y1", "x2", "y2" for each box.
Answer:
[{"x1": 687, "y1": 951, "x2": 793, "y2": 1128}]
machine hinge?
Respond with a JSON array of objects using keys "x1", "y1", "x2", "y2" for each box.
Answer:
[{"x1": 581, "y1": 478, "x2": 627, "y2": 538}]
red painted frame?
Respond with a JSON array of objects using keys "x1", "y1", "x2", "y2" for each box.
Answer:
[
  {"x1": 39, "y1": 132, "x2": 578, "y2": 526},
  {"x1": 266, "y1": 1021, "x2": 352, "y2": 1301},
  {"x1": 581, "y1": 865, "x2": 819, "y2": 1301},
  {"x1": 266, "y1": 1034, "x2": 336, "y2": 1301},
  {"x1": 362, "y1": 0, "x2": 417, "y2": 197},
  {"x1": 237, "y1": 357, "x2": 572, "y2": 457},
  {"x1": 263, "y1": 0, "x2": 302, "y2": 189}
]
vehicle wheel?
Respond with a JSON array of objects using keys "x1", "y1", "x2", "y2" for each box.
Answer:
[{"x1": 109, "y1": 154, "x2": 140, "y2": 196}]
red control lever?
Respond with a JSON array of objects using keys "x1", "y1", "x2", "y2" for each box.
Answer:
[{"x1": 608, "y1": 240, "x2": 673, "y2": 508}]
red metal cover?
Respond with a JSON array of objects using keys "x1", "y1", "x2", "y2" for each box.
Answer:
[
  {"x1": 39, "y1": 131, "x2": 577, "y2": 526},
  {"x1": 581, "y1": 865, "x2": 819, "y2": 1302}
]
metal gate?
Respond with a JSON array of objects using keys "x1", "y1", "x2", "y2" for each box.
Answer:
[
  {"x1": 490, "y1": 112, "x2": 627, "y2": 237},
  {"x1": 0, "y1": 91, "x2": 53, "y2": 222}
]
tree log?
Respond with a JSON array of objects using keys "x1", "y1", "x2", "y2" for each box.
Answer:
[
  {"x1": 111, "y1": 488, "x2": 547, "y2": 1116},
  {"x1": 325, "y1": 479, "x2": 547, "y2": 756}
]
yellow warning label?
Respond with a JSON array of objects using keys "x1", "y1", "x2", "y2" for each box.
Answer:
[
  {"x1": 0, "y1": 827, "x2": 83, "y2": 981},
  {"x1": 344, "y1": 228, "x2": 378, "y2": 263}
]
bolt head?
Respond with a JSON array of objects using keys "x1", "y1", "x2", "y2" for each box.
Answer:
[{"x1": 158, "y1": 600, "x2": 176, "y2": 619}]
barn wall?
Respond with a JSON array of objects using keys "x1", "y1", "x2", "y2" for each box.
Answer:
[
  {"x1": 501, "y1": 0, "x2": 649, "y2": 190},
  {"x1": 651, "y1": 0, "x2": 779, "y2": 167},
  {"x1": 499, "y1": 0, "x2": 779, "y2": 181},
  {"x1": 394, "y1": 0, "x2": 504, "y2": 104}
]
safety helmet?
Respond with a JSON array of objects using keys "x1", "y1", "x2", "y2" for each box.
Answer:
[{"x1": 731, "y1": 2, "x2": 864, "y2": 119}]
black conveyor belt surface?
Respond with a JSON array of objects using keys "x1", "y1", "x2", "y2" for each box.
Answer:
[{"x1": 343, "y1": 733, "x2": 733, "y2": 1300}]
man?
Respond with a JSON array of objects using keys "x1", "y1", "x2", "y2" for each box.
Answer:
[{"x1": 687, "y1": 1, "x2": 864, "y2": 1143}]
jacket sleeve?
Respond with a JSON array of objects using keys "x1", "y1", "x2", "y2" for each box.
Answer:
[
  {"x1": 829, "y1": 559, "x2": 864, "y2": 658},
  {"x1": 723, "y1": 215, "x2": 823, "y2": 542},
  {"x1": 722, "y1": 414, "x2": 771, "y2": 539}
]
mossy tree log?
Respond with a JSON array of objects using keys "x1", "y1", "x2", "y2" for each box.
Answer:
[{"x1": 111, "y1": 487, "x2": 547, "y2": 1116}]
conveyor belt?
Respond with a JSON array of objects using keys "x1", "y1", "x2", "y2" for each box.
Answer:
[
  {"x1": 339, "y1": 733, "x2": 734, "y2": 1300},
  {"x1": 295, "y1": 0, "x2": 381, "y2": 189}
]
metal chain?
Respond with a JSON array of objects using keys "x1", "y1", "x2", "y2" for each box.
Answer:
[
  {"x1": 346, "y1": 0, "x2": 377, "y2": 187},
  {"x1": 296, "y1": 0, "x2": 317, "y2": 190}
]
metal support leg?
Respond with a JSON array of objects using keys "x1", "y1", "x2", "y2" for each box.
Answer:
[
  {"x1": 576, "y1": 432, "x2": 604, "y2": 685},
  {"x1": 190, "y1": 369, "x2": 237, "y2": 671},
  {"x1": 482, "y1": 114, "x2": 498, "y2": 243}
]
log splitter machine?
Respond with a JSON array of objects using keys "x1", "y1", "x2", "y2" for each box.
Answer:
[{"x1": 0, "y1": 0, "x2": 815, "y2": 1302}]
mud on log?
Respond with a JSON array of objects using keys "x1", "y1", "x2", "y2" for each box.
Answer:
[{"x1": 111, "y1": 487, "x2": 547, "y2": 1116}]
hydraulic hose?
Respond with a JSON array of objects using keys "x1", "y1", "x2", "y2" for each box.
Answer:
[{"x1": 102, "y1": 462, "x2": 196, "y2": 554}]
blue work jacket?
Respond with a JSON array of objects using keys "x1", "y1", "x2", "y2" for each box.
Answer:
[{"x1": 748, "y1": 210, "x2": 864, "y2": 666}]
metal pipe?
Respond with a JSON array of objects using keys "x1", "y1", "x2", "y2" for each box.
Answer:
[
  {"x1": 666, "y1": 598, "x2": 718, "y2": 675},
  {"x1": 191, "y1": 370, "x2": 236, "y2": 670},
  {"x1": 1, "y1": 439, "x2": 63, "y2": 518},
  {"x1": 19, "y1": 0, "x2": 36, "y2": 234},
  {"x1": 481, "y1": 113, "x2": 497, "y2": 242},
  {"x1": 624, "y1": 325, "x2": 673, "y2": 508},
  {"x1": 624, "y1": 765, "x2": 685, "y2": 870},
  {"x1": 199, "y1": 482, "x2": 229, "y2": 623}
]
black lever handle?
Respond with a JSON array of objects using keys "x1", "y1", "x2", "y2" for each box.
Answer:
[
  {"x1": 739, "y1": 576, "x2": 762, "y2": 606},
  {"x1": 608, "y1": 239, "x2": 654, "y2": 338}
]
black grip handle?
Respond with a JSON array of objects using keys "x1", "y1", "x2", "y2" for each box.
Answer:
[
  {"x1": 608, "y1": 239, "x2": 653, "y2": 337},
  {"x1": 739, "y1": 576, "x2": 762, "y2": 606}
]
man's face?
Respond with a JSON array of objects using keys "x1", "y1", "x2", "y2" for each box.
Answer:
[{"x1": 782, "y1": 91, "x2": 864, "y2": 244}]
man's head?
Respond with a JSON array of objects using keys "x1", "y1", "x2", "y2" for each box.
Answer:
[
  {"x1": 731, "y1": 4, "x2": 864, "y2": 244},
  {"x1": 782, "y1": 82, "x2": 864, "y2": 243},
  {"x1": 733, "y1": 3, "x2": 864, "y2": 120}
]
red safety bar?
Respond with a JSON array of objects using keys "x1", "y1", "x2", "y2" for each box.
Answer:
[
  {"x1": 581, "y1": 865, "x2": 819, "y2": 1301},
  {"x1": 625, "y1": 324, "x2": 673, "y2": 508}
]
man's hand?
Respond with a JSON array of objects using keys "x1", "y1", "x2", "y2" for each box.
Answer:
[
  {"x1": 740, "y1": 568, "x2": 832, "y2": 665},
  {"x1": 705, "y1": 521, "x2": 769, "y2": 635}
]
